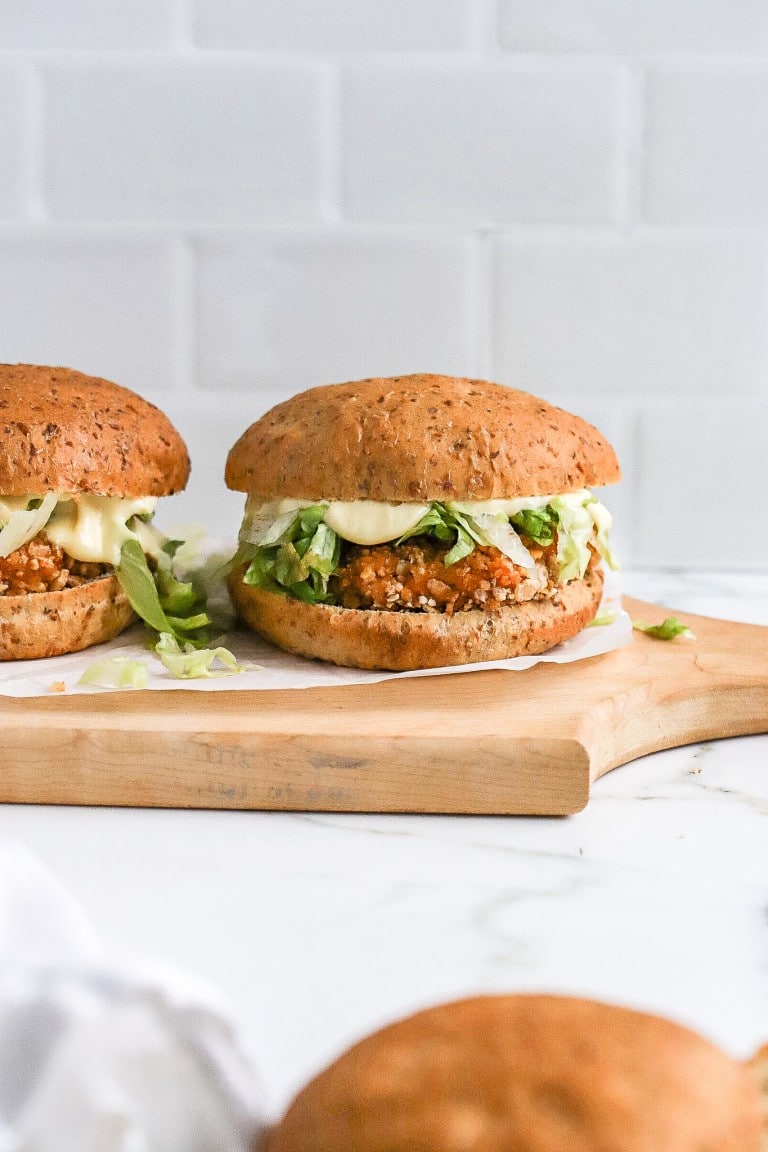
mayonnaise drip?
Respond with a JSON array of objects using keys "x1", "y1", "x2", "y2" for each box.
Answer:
[
  {"x1": 243, "y1": 493, "x2": 587, "y2": 547},
  {"x1": 0, "y1": 493, "x2": 158, "y2": 565}
]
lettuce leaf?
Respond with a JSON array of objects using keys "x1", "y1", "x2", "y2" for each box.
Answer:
[
  {"x1": 233, "y1": 491, "x2": 618, "y2": 601},
  {"x1": 397, "y1": 504, "x2": 456, "y2": 545},
  {"x1": 464, "y1": 512, "x2": 536, "y2": 572},
  {"x1": 398, "y1": 504, "x2": 481, "y2": 566},
  {"x1": 549, "y1": 494, "x2": 597, "y2": 582},
  {"x1": 587, "y1": 609, "x2": 619, "y2": 627},
  {"x1": 632, "y1": 617, "x2": 694, "y2": 641},
  {"x1": 0, "y1": 493, "x2": 57, "y2": 558},
  {"x1": 78, "y1": 657, "x2": 149, "y2": 689},
  {"x1": 241, "y1": 505, "x2": 341, "y2": 604},
  {"x1": 588, "y1": 500, "x2": 619, "y2": 571},
  {"x1": 510, "y1": 506, "x2": 557, "y2": 546},
  {"x1": 403, "y1": 503, "x2": 536, "y2": 570},
  {"x1": 116, "y1": 538, "x2": 211, "y2": 647},
  {"x1": 154, "y1": 632, "x2": 259, "y2": 678}
]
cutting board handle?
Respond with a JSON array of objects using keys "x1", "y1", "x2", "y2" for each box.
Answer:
[{"x1": 586, "y1": 599, "x2": 768, "y2": 782}]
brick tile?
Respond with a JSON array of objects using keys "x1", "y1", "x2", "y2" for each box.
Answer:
[
  {"x1": 500, "y1": 0, "x2": 768, "y2": 54},
  {"x1": 635, "y1": 402, "x2": 768, "y2": 567},
  {"x1": 194, "y1": 0, "x2": 470, "y2": 50},
  {"x1": 646, "y1": 65, "x2": 768, "y2": 225},
  {"x1": 0, "y1": 70, "x2": 24, "y2": 220},
  {"x1": 343, "y1": 63, "x2": 626, "y2": 224},
  {"x1": 0, "y1": 233, "x2": 176, "y2": 391},
  {"x1": 0, "y1": 1, "x2": 172, "y2": 48},
  {"x1": 495, "y1": 236, "x2": 768, "y2": 396},
  {"x1": 195, "y1": 232, "x2": 477, "y2": 391},
  {"x1": 44, "y1": 64, "x2": 324, "y2": 224}
]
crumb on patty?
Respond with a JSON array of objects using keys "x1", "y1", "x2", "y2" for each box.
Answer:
[
  {"x1": 331, "y1": 536, "x2": 562, "y2": 615},
  {"x1": 0, "y1": 535, "x2": 110, "y2": 595}
]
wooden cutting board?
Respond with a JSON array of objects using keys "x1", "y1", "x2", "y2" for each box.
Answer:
[{"x1": 0, "y1": 598, "x2": 765, "y2": 815}]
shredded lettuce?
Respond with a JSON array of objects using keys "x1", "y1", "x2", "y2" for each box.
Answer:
[
  {"x1": 588, "y1": 609, "x2": 619, "y2": 627},
  {"x1": 633, "y1": 616, "x2": 694, "y2": 641},
  {"x1": 240, "y1": 504, "x2": 341, "y2": 604},
  {"x1": 510, "y1": 506, "x2": 557, "y2": 546},
  {"x1": 233, "y1": 490, "x2": 617, "y2": 602},
  {"x1": 397, "y1": 504, "x2": 478, "y2": 565},
  {"x1": 78, "y1": 657, "x2": 149, "y2": 689},
  {"x1": 587, "y1": 499, "x2": 619, "y2": 571},
  {"x1": 240, "y1": 502, "x2": 324, "y2": 548},
  {"x1": 0, "y1": 493, "x2": 57, "y2": 558},
  {"x1": 548, "y1": 494, "x2": 598, "y2": 582},
  {"x1": 116, "y1": 538, "x2": 211, "y2": 647},
  {"x1": 154, "y1": 632, "x2": 259, "y2": 678},
  {"x1": 399, "y1": 494, "x2": 611, "y2": 577},
  {"x1": 405, "y1": 502, "x2": 537, "y2": 571},
  {"x1": 161, "y1": 522, "x2": 207, "y2": 570},
  {"x1": 128, "y1": 514, "x2": 166, "y2": 561},
  {"x1": 462, "y1": 512, "x2": 537, "y2": 572}
]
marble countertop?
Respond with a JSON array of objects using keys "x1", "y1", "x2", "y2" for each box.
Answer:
[{"x1": 2, "y1": 569, "x2": 767, "y2": 1120}]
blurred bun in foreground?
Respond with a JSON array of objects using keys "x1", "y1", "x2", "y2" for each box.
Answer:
[{"x1": 265, "y1": 993, "x2": 763, "y2": 1152}]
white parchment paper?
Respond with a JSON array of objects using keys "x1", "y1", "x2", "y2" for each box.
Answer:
[{"x1": 0, "y1": 569, "x2": 631, "y2": 698}]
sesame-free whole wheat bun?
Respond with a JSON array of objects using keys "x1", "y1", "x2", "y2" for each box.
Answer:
[
  {"x1": 225, "y1": 374, "x2": 619, "y2": 502},
  {"x1": 226, "y1": 375, "x2": 620, "y2": 671},
  {"x1": 0, "y1": 364, "x2": 188, "y2": 497},
  {"x1": 0, "y1": 364, "x2": 189, "y2": 660},
  {"x1": 266, "y1": 994, "x2": 764, "y2": 1152}
]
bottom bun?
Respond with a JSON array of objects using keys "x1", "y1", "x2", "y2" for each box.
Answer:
[
  {"x1": 228, "y1": 565, "x2": 604, "y2": 671},
  {"x1": 0, "y1": 575, "x2": 136, "y2": 661},
  {"x1": 266, "y1": 994, "x2": 763, "y2": 1152}
]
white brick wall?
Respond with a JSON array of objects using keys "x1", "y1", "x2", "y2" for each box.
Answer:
[
  {"x1": 495, "y1": 235, "x2": 768, "y2": 396},
  {"x1": 0, "y1": 231, "x2": 177, "y2": 390},
  {"x1": 193, "y1": 1, "x2": 472, "y2": 51},
  {"x1": 44, "y1": 63, "x2": 325, "y2": 223},
  {"x1": 0, "y1": 71, "x2": 24, "y2": 218},
  {"x1": 645, "y1": 65, "x2": 768, "y2": 226},
  {"x1": 500, "y1": 1, "x2": 768, "y2": 55},
  {"x1": 0, "y1": 1, "x2": 765, "y2": 568},
  {"x1": 0, "y1": 3, "x2": 172, "y2": 49},
  {"x1": 344, "y1": 62, "x2": 628, "y2": 225},
  {"x1": 195, "y1": 231, "x2": 478, "y2": 391}
]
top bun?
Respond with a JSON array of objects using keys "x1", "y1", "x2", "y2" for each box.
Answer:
[
  {"x1": 226, "y1": 374, "x2": 620, "y2": 502},
  {"x1": 267, "y1": 994, "x2": 762, "y2": 1152},
  {"x1": 0, "y1": 364, "x2": 189, "y2": 497}
]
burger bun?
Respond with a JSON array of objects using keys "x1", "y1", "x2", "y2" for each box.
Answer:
[{"x1": 266, "y1": 994, "x2": 763, "y2": 1152}]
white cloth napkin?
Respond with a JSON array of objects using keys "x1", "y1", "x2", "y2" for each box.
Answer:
[{"x1": 0, "y1": 841, "x2": 266, "y2": 1152}]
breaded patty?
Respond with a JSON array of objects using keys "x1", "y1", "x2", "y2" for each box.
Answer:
[
  {"x1": 0, "y1": 535, "x2": 110, "y2": 595},
  {"x1": 331, "y1": 536, "x2": 560, "y2": 615}
]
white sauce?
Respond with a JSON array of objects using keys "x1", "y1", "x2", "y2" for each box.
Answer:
[
  {"x1": 0, "y1": 493, "x2": 158, "y2": 565},
  {"x1": 243, "y1": 492, "x2": 590, "y2": 546},
  {"x1": 322, "y1": 500, "x2": 430, "y2": 545}
]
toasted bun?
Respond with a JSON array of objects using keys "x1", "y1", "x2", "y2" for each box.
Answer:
[
  {"x1": 225, "y1": 374, "x2": 620, "y2": 502},
  {"x1": 0, "y1": 576, "x2": 135, "y2": 660},
  {"x1": 0, "y1": 364, "x2": 189, "y2": 497},
  {"x1": 228, "y1": 564, "x2": 603, "y2": 671},
  {"x1": 267, "y1": 994, "x2": 763, "y2": 1152}
]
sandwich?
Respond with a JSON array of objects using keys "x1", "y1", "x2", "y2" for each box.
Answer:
[
  {"x1": 225, "y1": 374, "x2": 620, "y2": 671},
  {"x1": 0, "y1": 364, "x2": 194, "y2": 661},
  {"x1": 265, "y1": 993, "x2": 765, "y2": 1152}
]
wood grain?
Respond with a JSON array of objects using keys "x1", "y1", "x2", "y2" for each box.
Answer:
[{"x1": 0, "y1": 599, "x2": 765, "y2": 816}]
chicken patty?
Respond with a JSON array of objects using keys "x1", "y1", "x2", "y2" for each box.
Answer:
[
  {"x1": 0, "y1": 535, "x2": 110, "y2": 596},
  {"x1": 331, "y1": 536, "x2": 561, "y2": 615}
]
